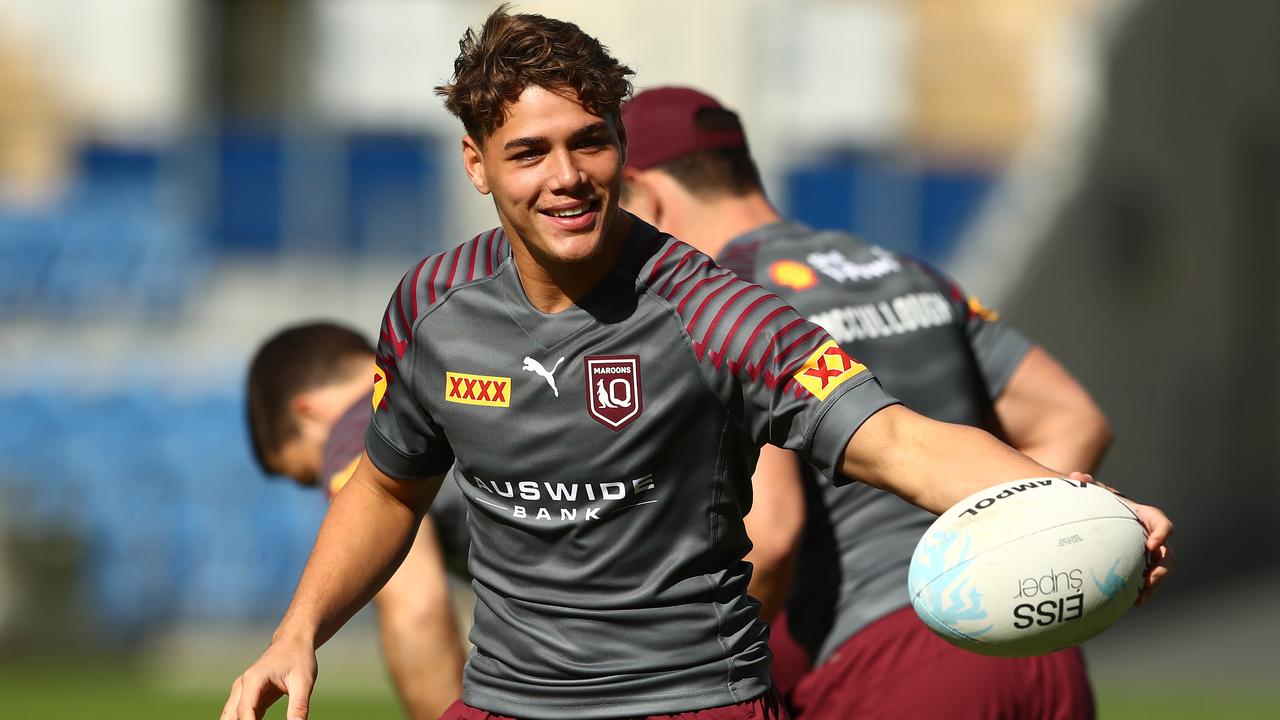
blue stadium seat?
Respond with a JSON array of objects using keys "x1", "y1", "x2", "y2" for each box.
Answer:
[
  {"x1": 0, "y1": 217, "x2": 55, "y2": 314},
  {"x1": 345, "y1": 132, "x2": 443, "y2": 255},
  {"x1": 784, "y1": 151, "x2": 995, "y2": 264}
]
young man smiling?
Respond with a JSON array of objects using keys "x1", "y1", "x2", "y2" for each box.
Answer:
[{"x1": 222, "y1": 8, "x2": 1173, "y2": 720}]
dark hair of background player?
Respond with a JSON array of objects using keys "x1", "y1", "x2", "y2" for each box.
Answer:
[
  {"x1": 245, "y1": 322, "x2": 374, "y2": 474},
  {"x1": 434, "y1": 3, "x2": 635, "y2": 141},
  {"x1": 650, "y1": 107, "x2": 764, "y2": 199}
]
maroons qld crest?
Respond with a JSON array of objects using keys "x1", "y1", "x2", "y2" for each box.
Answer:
[{"x1": 584, "y1": 355, "x2": 642, "y2": 430}]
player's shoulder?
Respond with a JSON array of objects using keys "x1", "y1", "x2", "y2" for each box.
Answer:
[
  {"x1": 383, "y1": 227, "x2": 509, "y2": 328},
  {"x1": 626, "y1": 220, "x2": 787, "y2": 326},
  {"x1": 753, "y1": 222, "x2": 962, "y2": 296},
  {"x1": 403, "y1": 227, "x2": 511, "y2": 314}
]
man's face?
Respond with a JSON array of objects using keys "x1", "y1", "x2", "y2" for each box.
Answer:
[{"x1": 463, "y1": 85, "x2": 626, "y2": 268}]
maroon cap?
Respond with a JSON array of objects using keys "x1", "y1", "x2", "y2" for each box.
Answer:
[{"x1": 622, "y1": 87, "x2": 747, "y2": 170}]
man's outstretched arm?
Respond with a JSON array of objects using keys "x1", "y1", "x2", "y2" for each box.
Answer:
[
  {"x1": 221, "y1": 452, "x2": 444, "y2": 720},
  {"x1": 841, "y1": 404, "x2": 1173, "y2": 602},
  {"x1": 374, "y1": 516, "x2": 466, "y2": 720}
]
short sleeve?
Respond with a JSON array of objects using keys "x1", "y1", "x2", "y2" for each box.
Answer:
[
  {"x1": 654, "y1": 248, "x2": 898, "y2": 482},
  {"x1": 365, "y1": 273, "x2": 455, "y2": 481},
  {"x1": 963, "y1": 295, "x2": 1032, "y2": 400},
  {"x1": 741, "y1": 330, "x2": 899, "y2": 484},
  {"x1": 907, "y1": 257, "x2": 1032, "y2": 401}
]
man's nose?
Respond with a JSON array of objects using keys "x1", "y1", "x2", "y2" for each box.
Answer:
[{"x1": 547, "y1": 149, "x2": 587, "y2": 191}]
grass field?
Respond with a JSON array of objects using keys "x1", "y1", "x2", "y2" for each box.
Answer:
[
  {"x1": 0, "y1": 659, "x2": 402, "y2": 720},
  {"x1": 2, "y1": 660, "x2": 1277, "y2": 719}
]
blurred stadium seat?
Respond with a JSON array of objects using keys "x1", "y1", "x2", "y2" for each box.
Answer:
[
  {"x1": 785, "y1": 150, "x2": 995, "y2": 263},
  {"x1": 0, "y1": 385, "x2": 326, "y2": 643}
]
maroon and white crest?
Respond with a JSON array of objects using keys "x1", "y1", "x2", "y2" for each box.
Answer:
[{"x1": 584, "y1": 355, "x2": 643, "y2": 430}]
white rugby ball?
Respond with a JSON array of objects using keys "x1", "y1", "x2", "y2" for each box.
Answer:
[{"x1": 907, "y1": 477, "x2": 1147, "y2": 657}]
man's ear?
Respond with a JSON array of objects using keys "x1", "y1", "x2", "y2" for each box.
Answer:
[
  {"x1": 289, "y1": 392, "x2": 323, "y2": 423},
  {"x1": 461, "y1": 135, "x2": 490, "y2": 195},
  {"x1": 620, "y1": 168, "x2": 662, "y2": 228}
]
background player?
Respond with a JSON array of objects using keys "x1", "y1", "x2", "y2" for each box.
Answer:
[
  {"x1": 246, "y1": 321, "x2": 469, "y2": 720},
  {"x1": 620, "y1": 86, "x2": 1126, "y2": 718},
  {"x1": 222, "y1": 8, "x2": 1173, "y2": 720}
]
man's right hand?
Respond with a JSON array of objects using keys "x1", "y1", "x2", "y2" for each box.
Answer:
[{"x1": 220, "y1": 635, "x2": 318, "y2": 720}]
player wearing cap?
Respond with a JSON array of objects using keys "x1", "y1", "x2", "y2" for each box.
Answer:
[
  {"x1": 221, "y1": 9, "x2": 1172, "y2": 720},
  {"x1": 246, "y1": 322, "x2": 469, "y2": 720},
  {"x1": 619, "y1": 86, "x2": 1130, "y2": 718}
]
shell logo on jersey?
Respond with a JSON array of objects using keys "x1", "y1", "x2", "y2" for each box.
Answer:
[
  {"x1": 768, "y1": 260, "x2": 818, "y2": 291},
  {"x1": 967, "y1": 295, "x2": 1000, "y2": 322},
  {"x1": 793, "y1": 340, "x2": 866, "y2": 400},
  {"x1": 372, "y1": 365, "x2": 388, "y2": 412},
  {"x1": 445, "y1": 371, "x2": 511, "y2": 407},
  {"x1": 584, "y1": 355, "x2": 642, "y2": 430}
]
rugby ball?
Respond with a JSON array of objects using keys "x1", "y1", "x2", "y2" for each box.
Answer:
[{"x1": 907, "y1": 477, "x2": 1147, "y2": 657}]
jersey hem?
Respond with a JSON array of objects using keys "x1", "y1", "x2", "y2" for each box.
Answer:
[
  {"x1": 461, "y1": 679, "x2": 769, "y2": 720},
  {"x1": 808, "y1": 375, "x2": 900, "y2": 485}
]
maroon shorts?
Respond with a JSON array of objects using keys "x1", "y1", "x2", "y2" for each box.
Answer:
[
  {"x1": 767, "y1": 611, "x2": 813, "y2": 699},
  {"x1": 784, "y1": 606, "x2": 1095, "y2": 720},
  {"x1": 439, "y1": 689, "x2": 788, "y2": 720}
]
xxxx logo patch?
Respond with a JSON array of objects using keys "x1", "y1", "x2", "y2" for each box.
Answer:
[
  {"x1": 445, "y1": 371, "x2": 511, "y2": 407},
  {"x1": 793, "y1": 340, "x2": 866, "y2": 400},
  {"x1": 372, "y1": 364, "x2": 388, "y2": 412}
]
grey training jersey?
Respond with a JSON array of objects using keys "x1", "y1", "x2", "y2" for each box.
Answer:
[
  {"x1": 365, "y1": 215, "x2": 897, "y2": 718},
  {"x1": 719, "y1": 221, "x2": 1031, "y2": 665}
]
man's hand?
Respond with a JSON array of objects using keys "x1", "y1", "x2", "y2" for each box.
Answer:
[
  {"x1": 220, "y1": 635, "x2": 318, "y2": 720},
  {"x1": 1122, "y1": 496, "x2": 1175, "y2": 606},
  {"x1": 1067, "y1": 472, "x2": 1175, "y2": 607}
]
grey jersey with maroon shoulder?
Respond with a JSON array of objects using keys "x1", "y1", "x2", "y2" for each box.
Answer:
[
  {"x1": 365, "y1": 215, "x2": 898, "y2": 718},
  {"x1": 719, "y1": 221, "x2": 1031, "y2": 665}
]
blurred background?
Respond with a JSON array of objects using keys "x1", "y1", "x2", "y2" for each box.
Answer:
[{"x1": 0, "y1": 0, "x2": 1276, "y2": 717}]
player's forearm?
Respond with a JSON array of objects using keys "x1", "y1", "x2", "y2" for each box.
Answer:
[
  {"x1": 744, "y1": 552, "x2": 795, "y2": 622},
  {"x1": 994, "y1": 345, "x2": 1113, "y2": 473},
  {"x1": 377, "y1": 604, "x2": 466, "y2": 719},
  {"x1": 843, "y1": 405, "x2": 1057, "y2": 515},
  {"x1": 273, "y1": 474, "x2": 429, "y2": 649},
  {"x1": 1009, "y1": 406, "x2": 1112, "y2": 474},
  {"x1": 742, "y1": 445, "x2": 805, "y2": 622}
]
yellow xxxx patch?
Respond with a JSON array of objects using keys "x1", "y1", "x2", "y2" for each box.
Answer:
[
  {"x1": 445, "y1": 371, "x2": 511, "y2": 407},
  {"x1": 793, "y1": 340, "x2": 866, "y2": 400},
  {"x1": 372, "y1": 364, "x2": 388, "y2": 412},
  {"x1": 968, "y1": 295, "x2": 1000, "y2": 322}
]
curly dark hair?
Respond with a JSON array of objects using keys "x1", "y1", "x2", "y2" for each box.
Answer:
[{"x1": 435, "y1": 4, "x2": 635, "y2": 141}]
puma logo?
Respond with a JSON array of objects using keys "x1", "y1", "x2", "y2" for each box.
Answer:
[{"x1": 522, "y1": 356, "x2": 565, "y2": 397}]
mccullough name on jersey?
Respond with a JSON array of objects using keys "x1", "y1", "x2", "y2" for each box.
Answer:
[{"x1": 809, "y1": 291, "x2": 954, "y2": 344}]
